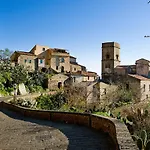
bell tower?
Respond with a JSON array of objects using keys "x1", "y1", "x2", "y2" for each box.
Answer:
[{"x1": 101, "y1": 42, "x2": 120, "y2": 82}]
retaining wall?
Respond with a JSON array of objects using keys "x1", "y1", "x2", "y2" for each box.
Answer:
[{"x1": 0, "y1": 101, "x2": 138, "y2": 150}]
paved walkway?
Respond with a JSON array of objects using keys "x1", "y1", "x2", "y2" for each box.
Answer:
[{"x1": 0, "y1": 109, "x2": 115, "y2": 150}]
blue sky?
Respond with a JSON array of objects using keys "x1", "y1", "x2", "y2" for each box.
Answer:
[{"x1": 1, "y1": 0, "x2": 150, "y2": 75}]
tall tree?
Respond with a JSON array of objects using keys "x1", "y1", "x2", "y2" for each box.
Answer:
[{"x1": 0, "y1": 48, "x2": 13, "y2": 60}]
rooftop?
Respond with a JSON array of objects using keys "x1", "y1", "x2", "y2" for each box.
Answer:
[
  {"x1": 71, "y1": 71, "x2": 97, "y2": 77},
  {"x1": 70, "y1": 56, "x2": 76, "y2": 59},
  {"x1": 115, "y1": 65, "x2": 136, "y2": 69},
  {"x1": 128, "y1": 74, "x2": 150, "y2": 81},
  {"x1": 15, "y1": 51, "x2": 36, "y2": 56}
]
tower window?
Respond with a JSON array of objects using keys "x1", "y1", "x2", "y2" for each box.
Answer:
[
  {"x1": 116, "y1": 55, "x2": 119, "y2": 60},
  {"x1": 144, "y1": 84, "x2": 146, "y2": 92},
  {"x1": 106, "y1": 54, "x2": 110, "y2": 59},
  {"x1": 105, "y1": 64, "x2": 110, "y2": 68},
  {"x1": 104, "y1": 88, "x2": 106, "y2": 95},
  {"x1": 43, "y1": 48, "x2": 45, "y2": 51}
]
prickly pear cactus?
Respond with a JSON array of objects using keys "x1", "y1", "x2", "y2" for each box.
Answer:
[
  {"x1": 145, "y1": 140, "x2": 150, "y2": 150},
  {"x1": 141, "y1": 130, "x2": 147, "y2": 146},
  {"x1": 137, "y1": 138, "x2": 143, "y2": 150},
  {"x1": 144, "y1": 110, "x2": 149, "y2": 118}
]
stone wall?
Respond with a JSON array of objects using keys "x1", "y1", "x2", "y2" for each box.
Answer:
[
  {"x1": 18, "y1": 55, "x2": 36, "y2": 71},
  {"x1": 0, "y1": 101, "x2": 138, "y2": 150}
]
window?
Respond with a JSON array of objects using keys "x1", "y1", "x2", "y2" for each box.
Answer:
[
  {"x1": 29, "y1": 60, "x2": 32, "y2": 63},
  {"x1": 149, "y1": 85, "x2": 150, "y2": 91},
  {"x1": 104, "y1": 88, "x2": 106, "y2": 95},
  {"x1": 88, "y1": 76, "x2": 89, "y2": 80},
  {"x1": 116, "y1": 55, "x2": 119, "y2": 60},
  {"x1": 126, "y1": 84, "x2": 129, "y2": 90},
  {"x1": 74, "y1": 68, "x2": 76, "y2": 71},
  {"x1": 106, "y1": 54, "x2": 110, "y2": 59},
  {"x1": 144, "y1": 84, "x2": 146, "y2": 92},
  {"x1": 105, "y1": 64, "x2": 110, "y2": 68},
  {"x1": 40, "y1": 59, "x2": 43, "y2": 64},
  {"x1": 61, "y1": 66, "x2": 64, "y2": 72},
  {"x1": 60, "y1": 57, "x2": 65, "y2": 63},
  {"x1": 146, "y1": 95, "x2": 148, "y2": 99},
  {"x1": 43, "y1": 48, "x2": 45, "y2": 51},
  {"x1": 56, "y1": 66, "x2": 58, "y2": 70},
  {"x1": 73, "y1": 77, "x2": 76, "y2": 82},
  {"x1": 24, "y1": 59, "x2": 27, "y2": 63}
]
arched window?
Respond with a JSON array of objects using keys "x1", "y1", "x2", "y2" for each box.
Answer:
[
  {"x1": 105, "y1": 64, "x2": 110, "y2": 68},
  {"x1": 116, "y1": 55, "x2": 119, "y2": 60},
  {"x1": 106, "y1": 54, "x2": 110, "y2": 59},
  {"x1": 61, "y1": 66, "x2": 64, "y2": 72}
]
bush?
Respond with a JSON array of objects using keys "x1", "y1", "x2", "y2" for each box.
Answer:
[
  {"x1": 36, "y1": 92, "x2": 65, "y2": 110},
  {"x1": 10, "y1": 98, "x2": 37, "y2": 108}
]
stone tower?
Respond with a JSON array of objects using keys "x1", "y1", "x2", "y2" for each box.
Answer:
[{"x1": 101, "y1": 42, "x2": 120, "y2": 82}]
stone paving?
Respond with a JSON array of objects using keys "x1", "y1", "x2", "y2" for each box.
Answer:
[{"x1": 0, "y1": 109, "x2": 115, "y2": 150}]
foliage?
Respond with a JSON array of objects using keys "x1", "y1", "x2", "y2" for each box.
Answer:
[
  {"x1": 0, "y1": 49, "x2": 49, "y2": 95},
  {"x1": 10, "y1": 98, "x2": 37, "y2": 108},
  {"x1": 26, "y1": 71, "x2": 47, "y2": 87},
  {"x1": 93, "y1": 111, "x2": 111, "y2": 117},
  {"x1": 36, "y1": 92, "x2": 65, "y2": 110},
  {"x1": 0, "y1": 48, "x2": 13, "y2": 60},
  {"x1": 63, "y1": 85, "x2": 87, "y2": 111},
  {"x1": 132, "y1": 130, "x2": 150, "y2": 150},
  {"x1": 28, "y1": 85, "x2": 44, "y2": 93},
  {"x1": 99, "y1": 82, "x2": 141, "y2": 113}
]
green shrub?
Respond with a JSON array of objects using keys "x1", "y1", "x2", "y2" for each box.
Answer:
[
  {"x1": 36, "y1": 92, "x2": 65, "y2": 110},
  {"x1": 132, "y1": 130, "x2": 150, "y2": 150}
]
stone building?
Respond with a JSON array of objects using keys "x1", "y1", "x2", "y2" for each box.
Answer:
[
  {"x1": 10, "y1": 44, "x2": 89, "y2": 74},
  {"x1": 45, "y1": 74, "x2": 69, "y2": 90},
  {"x1": 10, "y1": 51, "x2": 36, "y2": 71},
  {"x1": 136, "y1": 58, "x2": 150, "y2": 78},
  {"x1": 101, "y1": 41, "x2": 150, "y2": 101},
  {"x1": 10, "y1": 44, "x2": 98, "y2": 90},
  {"x1": 101, "y1": 42, "x2": 120, "y2": 82},
  {"x1": 127, "y1": 74, "x2": 150, "y2": 101}
]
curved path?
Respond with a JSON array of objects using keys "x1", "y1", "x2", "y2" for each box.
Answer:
[{"x1": 0, "y1": 109, "x2": 115, "y2": 150}]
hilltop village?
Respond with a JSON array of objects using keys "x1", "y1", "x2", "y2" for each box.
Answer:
[
  {"x1": 10, "y1": 45, "x2": 98, "y2": 88},
  {"x1": 9, "y1": 42, "x2": 150, "y2": 106},
  {"x1": 0, "y1": 42, "x2": 149, "y2": 150}
]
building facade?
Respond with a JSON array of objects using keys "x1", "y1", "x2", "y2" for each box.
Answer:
[
  {"x1": 101, "y1": 41, "x2": 150, "y2": 101},
  {"x1": 101, "y1": 42, "x2": 120, "y2": 82}
]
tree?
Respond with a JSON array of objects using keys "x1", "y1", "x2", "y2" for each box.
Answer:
[{"x1": 0, "y1": 48, "x2": 13, "y2": 60}]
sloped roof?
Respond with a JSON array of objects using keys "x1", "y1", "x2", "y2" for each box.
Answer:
[
  {"x1": 70, "y1": 62, "x2": 78, "y2": 65},
  {"x1": 115, "y1": 65, "x2": 135, "y2": 69},
  {"x1": 15, "y1": 51, "x2": 36, "y2": 56},
  {"x1": 128, "y1": 74, "x2": 150, "y2": 81},
  {"x1": 70, "y1": 56, "x2": 76, "y2": 59},
  {"x1": 71, "y1": 71, "x2": 97, "y2": 77},
  {"x1": 136, "y1": 58, "x2": 150, "y2": 63}
]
